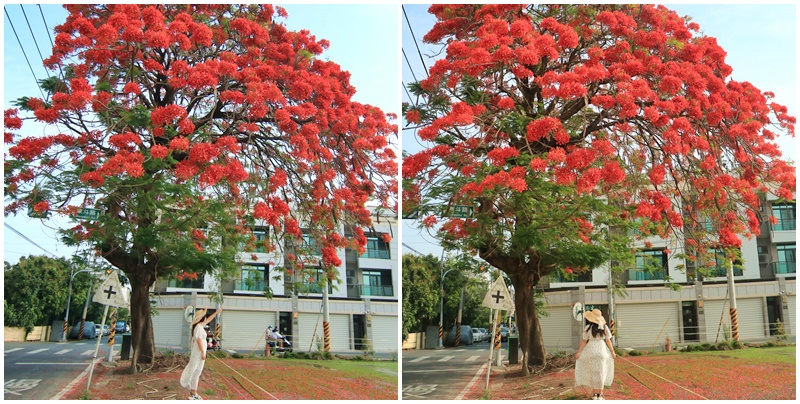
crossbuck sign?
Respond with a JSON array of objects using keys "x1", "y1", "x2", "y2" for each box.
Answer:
[
  {"x1": 92, "y1": 271, "x2": 130, "y2": 307},
  {"x1": 482, "y1": 276, "x2": 514, "y2": 311}
]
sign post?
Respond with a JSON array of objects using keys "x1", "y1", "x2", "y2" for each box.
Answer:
[
  {"x1": 481, "y1": 276, "x2": 514, "y2": 390},
  {"x1": 86, "y1": 271, "x2": 130, "y2": 392}
]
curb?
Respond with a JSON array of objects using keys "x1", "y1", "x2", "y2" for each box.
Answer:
[{"x1": 51, "y1": 357, "x2": 103, "y2": 400}]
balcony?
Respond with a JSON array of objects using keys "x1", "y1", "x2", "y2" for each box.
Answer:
[
  {"x1": 234, "y1": 279, "x2": 267, "y2": 292},
  {"x1": 627, "y1": 269, "x2": 665, "y2": 282},
  {"x1": 771, "y1": 262, "x2": 796, "y2": 276},
  {"x1": 167, "y1": 278, "x2": 204, "y2": 289},
  {"x1": 355, "y1": 284, "x2": 394, "y2": 297}
]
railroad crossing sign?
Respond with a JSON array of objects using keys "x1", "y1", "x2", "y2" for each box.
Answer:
[
  {"x1": 92, "y1": 271, "x2": 129, "y2": 307},
  {"x1": 482, "y1": 276, "x2": 514, "y2": 311}
]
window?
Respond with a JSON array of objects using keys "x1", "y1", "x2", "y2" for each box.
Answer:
[
  {"x1": 706, "y1": 249, "x2": 743, "y2": 277},
  {"x1": 776, "y1": 244, "x2": 796, "y2": 274},
  {"x1": 629, "y1": 249, "x2": 667, "y2": 281},
  {"x1": 361, "y1": 269, "x2": 393, "y2": 296},
  {"x1": 169, "y1": 272, "x2": 205, "y2": 289},
  {"x1": 773, "y1": 203, "x2": 796, "y2": 231},
  {"x1": 551, "y1": 269, "x2": 592, "y2": 283},
  {"x1": 240, "y1": 228, "x2": 268, "y2": 253},
  {"x1": 288, "y1": 267, "x2": 332, "y2": 294},
  {"x1": 301, "y1": 234, "x2": 322, "y2": 255},
  {"x1": 362, "y1": 235, "x2": 391, "y2": 259},
  {"x1": 236, "y1": 264, "x2": 268, "y2": 291}
]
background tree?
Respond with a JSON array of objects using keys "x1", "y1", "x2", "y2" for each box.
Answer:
[
  {"x1": 403, "y1": 4, "x2": 794, "y2": 374},
  {"x1": 401, "y1": 254, "x2": 439, "y2": 340},
  {"x1": 4, "y1": 255, "x2": 70, "y2": 334},
  {"x1": 5, "y1": 4, "x2": 396, "y2": 372}
]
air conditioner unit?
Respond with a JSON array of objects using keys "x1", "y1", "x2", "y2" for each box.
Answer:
[
  {"x1": 758, "y1": 254, "x2": 770, "y2": 263},
  {"x1": 346, "y1": 277, "x2": 357, "y2": 285}
]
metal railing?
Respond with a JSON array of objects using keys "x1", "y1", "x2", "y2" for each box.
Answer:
[
  {"x1": 356, "y1": 284, "x2": 394, "y2": 297},
  {"x1": 234, "y1": 279, "x2": 267, "y2": 292},
  {"x1": 771, "y1": 261, "x2": 796, "y2": 275},
  {"x1": 168, "y1": 278, "x2": 204, "y2": 289}
]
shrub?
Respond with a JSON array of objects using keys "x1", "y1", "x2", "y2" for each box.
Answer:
[{"x1": 628, "y1": 350, "x2": 644, "y2": 356}]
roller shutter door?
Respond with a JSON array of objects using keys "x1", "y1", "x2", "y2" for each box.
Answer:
[
  {"x1": 371, "y1": 315, "x2": 398, "y2": 353},
  {"x1": 616, "y1": 302, "x2": 679, "y2": 348},
  {"x1": 735, "y1": 298, "x2": 766, "y2": 340},
  {"x1": 298, "y1": 312, "x2": 324, "y2": 352},
  {"x1": 540, "y1": 306, "x2": 572, "y2": 349},
  {"x1": 329, "y1": 314, "x2": 351, "y2": 352},
  {"x1": 152, "y1": 309, "x2": 184, "y2": 349},
  {"x1": 704, "y1": 300, "x2": 734, "y2": 342},
  {"x1": 221, "y1": 311, "x2": 276, "y2": 351},
  {"x1": 788, "y1": 296, "x2": 796, "y2": 336}
]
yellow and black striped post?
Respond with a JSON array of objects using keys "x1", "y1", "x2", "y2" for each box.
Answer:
[
  {"x1": 78, "y1": 319, "x2": 85, "y2": 340},
  {"x1": 438, "y1": 326, "x2": 443, "y2": 343},
  {"x1": 215, "y1": 322, "x2": 221, "y2": 340},
  {"x1": 494, "y1": 316, "x2": 502, "y2": 352},
  {"x1": 323, "y1": 321, "x2": 331, "y2": 352},
  {"x1": 609, "y1": 318, "x2": 615, "y2": 337},
  {"x1": 729, "y1": 307, "x2": 739, "y2": 341},
  {"x1": 108, "y1": 308, "x2": 117, "y2": 346},
  {"x1": 455, "y1": 323, "x2": 461, "y2": 347},
  {"x1": 62, "y1": 321, "x2": 68, "y2": 341}
]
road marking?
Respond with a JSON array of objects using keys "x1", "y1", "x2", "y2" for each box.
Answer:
[
  {"x1": 404, "y1": 368, "x2": 471, "y2": 373},
  {"x1": 26, "y1": 349, "x2": 48, "y2": 354},
  {"x1": 466, "y1": 355, "x2": 480, "y2": 362},
  {"x1": 409, "y1": 356, "x2": 430, "y2": 363},
  {"x1": 54, "y1": 349, "x2": 71, "y2": 355},
  {"x1": 15, "y1": 362, "x2": 87, "y2": 365},
  {"x1": 51, "y1": 357, "x2": 102, "y2": 400},
  {"x1": 455, "y1": 349, "x2": 466, "y2": 352},
  {"x1": 476, "y1": 348, "x2": 487, "y2": 351},
  {"x1": 81, "y1": 349, "x2": 95, "y2": 356},
  {"x1": 227, "y1": 350, "x2": 237, "y2": 354},
  {"x1": 438, "y1": 356, "x2": 454, "y2": 362},
  {"x1": 456, "y1": 362, "x2": 488, "y2": 400},
  {"x1": 4, "y1": 348, "x2": 24, "y2": 354}
]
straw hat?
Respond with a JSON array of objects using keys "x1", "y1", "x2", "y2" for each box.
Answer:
[
  {"x1": 584, "y1": 308, "x2": 606, "y2": 326},
  {"x1": 191, "y1": 308, "x2": 208, "y2": 325}
]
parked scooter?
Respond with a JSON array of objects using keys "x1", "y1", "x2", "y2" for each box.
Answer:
[
  {"x1": 266, "y1": 325, "x2": 292, "y2": 352},
  {"x1": 205, "y1": 325, "x2": 221, "y2": 351}
]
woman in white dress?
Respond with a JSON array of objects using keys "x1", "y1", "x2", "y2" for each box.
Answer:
[
  {"x1": 574, "y1": 309, "x2": 616, "y2": 400},
  {"x1": 180, "y1": 308, "x2": 221, "y2": 400}
]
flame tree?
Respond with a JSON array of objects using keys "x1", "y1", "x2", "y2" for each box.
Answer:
[
  {"x1": 4, "y1": 4, "x2": 397, "y2": 372},
  {"x1": 403, "y1": 4, "x2": 794, "y2": 374}
]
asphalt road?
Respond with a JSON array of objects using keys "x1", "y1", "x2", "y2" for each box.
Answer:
[
  {"x1": 402, "y1": 339, "x2": 509, "y2": 400},
  {"x1": 4, "y1": 337, "x2": 121, "y2": 400}
]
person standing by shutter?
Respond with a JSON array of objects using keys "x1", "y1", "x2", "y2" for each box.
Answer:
[
  {"x1": 180, "y1": 308, "x2": 221, "y2": 400},
  {"x1": 574, "y1": 309, "x2": 616, "y2": 400}
]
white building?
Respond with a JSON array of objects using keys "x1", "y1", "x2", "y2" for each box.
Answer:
[
  {"x1": 539, "y1": 194, "x2": 796, "y2": 351},
  {"x1": 150, "y1": 206, "x2": 399, "y2": 354}
]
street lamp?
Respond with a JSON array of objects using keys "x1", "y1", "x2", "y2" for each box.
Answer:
[
  {"x1": 60, "y1": 267, "x2": 96, "y2": 342},
  {"x1": 438, "y1": 250, "x2": 457, "y2": 349}
]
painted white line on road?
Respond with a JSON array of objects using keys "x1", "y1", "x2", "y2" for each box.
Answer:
[
  {"x1": 4, "y1": 348, "x2": 24, "y2": 354},
  {"x1": 15, "y1": 362, "x2": 87, "y2": 365},
  {"x1": 403, "y1": 369, "x2": 470, "y2": 373},
  {"x1": 455, "y1": 349, "x2": 466, "y2": 352},
  {"x1": 476, "y1": 348, "x2": 487, "y2": 351},
  {"x1": 227, "y1": 350, "x2": 237, "y2": 354},
  {"x1": 54, "y1": 349, "x2": 72, "y2": 355},
  {"x1": 26, "y1": 349, "x2": 48, "y2": 354},
  {"x1": 456, "y1": 362, "x2": 488, "y2": 400},
  {"x1": 81, "y1": 349, "x2": 95, "y2": 356},
  {"x1": 409, "y1": 356, "x2": 430, "y2": 363},
  {"x1": 466, "y1": 355, "x2": 480, "y2": 362},
  {"x1": 438, "y1": 356, "x2": 454, "y2": 362}
]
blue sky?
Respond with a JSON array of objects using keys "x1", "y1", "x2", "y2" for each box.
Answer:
[
  {"x1": 401, "y1": 4, "x2": 798, "y2": 259},
  {"x1": 2, "y1": 4, "x2": 399, "y2": 265}
]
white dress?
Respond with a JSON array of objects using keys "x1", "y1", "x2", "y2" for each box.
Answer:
[
  {"x1": 574, "y1": 325, "x2": 614, "y2": 389},
  {"x1": 180, "y1": 324, "x2": 207, "y2": 390}
]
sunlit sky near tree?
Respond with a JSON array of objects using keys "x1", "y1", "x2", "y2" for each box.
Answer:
[
  {"x1": 401, "y1": 3, "x2": 797, "y2": 259},
  {"x1": 2, "y1": 4, "x2": 399, "y2": 265}
]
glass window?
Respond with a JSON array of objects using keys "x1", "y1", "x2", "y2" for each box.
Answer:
[
  {"x1": 240, "y1": 228, "x2": 268, "y2": 253},
  {"x1": 707, "y1": 249, "x2": 743, "y2": 277},
  {"x1": 362, "y1": 235, "x2": 391, "y2": 259},
  {"x1": 551, "y1": 269, "x2": 592, "y2": 283},
  {"x1": 301, "y1": 234, "x2": 322, "y2": 255},
  {"x1": 776, "y1": 244, "x2": 796, "y2": 274},
  {"x1": 361, "y1": 270, "x2": 393, "y2": 296},
  {"x1": 773, "y1": 203, "x2": 796, "y2": 231},
  {"x1": 169, "y1": 272, "x2": 205, "y2": 289},
  {"x1": 630, "y1": 249, "x2": 667, "y2": 281},
  {"x1": 237, "y1": 264, "x2": 267, "y2": 291}
]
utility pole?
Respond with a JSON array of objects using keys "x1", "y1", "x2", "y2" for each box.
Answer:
[
  {"x1": 78, "y1": 282, "x2": 93, "y2": 340},
  {"x1": 455, "y1": 284, "x2": 465, "y2": 346},
  {"x1": 727, "y1": 257, "x2": 739, "y2": 341},
  {"x1": 322, "y1": 274, "x2": 331, "y2": 353},
  {"x1": 439, "y1": 255, "x2": 456, "y2": 349}
]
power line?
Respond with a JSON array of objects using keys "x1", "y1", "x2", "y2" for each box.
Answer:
[
  {"x1": 4, "y1": 222, "x2": 58, "y2": 258},
  {"x1": 402, "y1": 5, "x2": 429, "y2": 77},
  {"x1": 20, "y1": 5, "x2": 46, "y2": 65},
  {"x1": 37, "y1": 4, "x2": 65, "y2": 79},
  {"x1": 4, "y1": 7, "x2": 48, "y2": 101},
  {"x1": 402, "y1": 48, "x2": 420, "y2": 84}
]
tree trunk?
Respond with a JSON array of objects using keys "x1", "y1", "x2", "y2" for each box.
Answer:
[
  {"x1": 129, "y1": 271, "x2": 156, "y2": 374},
  {"x1": 510, "y1": 267, "x2": 547, "y2": 375}
]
